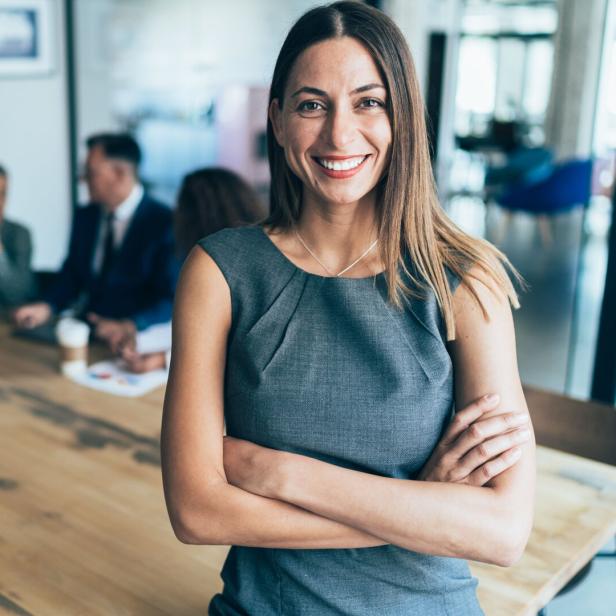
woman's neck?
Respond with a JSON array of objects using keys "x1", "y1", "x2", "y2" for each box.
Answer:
[
  {"x1": 294, "y1": 197, "x2": 379, "y2": 269},
  {"x1": 265, "y1": 190, "x2": 385, "y2": 278}
]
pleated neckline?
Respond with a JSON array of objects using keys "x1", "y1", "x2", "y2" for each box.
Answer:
[{"x1": 257, "y1": 226, "x2": 386, "y2": 282}]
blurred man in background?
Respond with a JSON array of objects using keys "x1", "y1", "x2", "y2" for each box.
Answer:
[{"x1": 13, "y1": 133, "x2": 180, "y2": 351}]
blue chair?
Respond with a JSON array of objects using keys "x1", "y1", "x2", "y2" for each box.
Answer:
[
  {"x1": 485, "y1": 146, "x2": 554, "y2": 191},
  {"x1": 494, "y1": 158, "x2": 593, "y2": 245}
]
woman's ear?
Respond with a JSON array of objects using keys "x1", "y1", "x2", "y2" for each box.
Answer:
[{"x1": 269, "y1": 99, "x2": 284, "y2": 147}]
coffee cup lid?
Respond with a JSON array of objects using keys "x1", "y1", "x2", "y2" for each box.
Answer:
[{"x1": 55, "y1": 318, "x2": 90, "y2": 346}]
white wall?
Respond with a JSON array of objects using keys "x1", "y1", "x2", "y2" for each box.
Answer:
[
  {"x1": 73, "y1": 0, "x2": 116, "y2": 159},
  {"x1": 73, "y1": 0, "x2": 323, "y2": 147},
  {"x1": 0, "y1": 0, "x2": 71, "y2": 270}
]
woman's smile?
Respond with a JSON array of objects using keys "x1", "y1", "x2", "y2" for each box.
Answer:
[{"x1": 313, "y1": 154, "x2": 370, "y2": 178}]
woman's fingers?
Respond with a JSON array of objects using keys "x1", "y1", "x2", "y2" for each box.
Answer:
[
  {"x1": 440, "y1": 394, "x2": 501, "y2": 446},
  {"x1": 419, "y1": 395, "x2": 528, "y2": 484},
  {"x1": 448, "y1": 411, "x2": 529, "y2": 459},
  {"x1": 466, "y1": 447, "x2": 523, "y2": 487},
  {"x1": 451, "y1": 428, "x2": 531, "y2": 482}
]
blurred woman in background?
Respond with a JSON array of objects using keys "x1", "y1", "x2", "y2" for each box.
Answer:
[
  {"x1": 173, "y1": 167, "x2": 265, "y2": 259},
  {"x1": 121, "y1": 167, "x2": 263, "y2": 372}
]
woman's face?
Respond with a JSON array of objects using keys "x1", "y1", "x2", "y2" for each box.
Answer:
[{"x1": 270, "y1": 36, "x2": 392, "y2": 211}]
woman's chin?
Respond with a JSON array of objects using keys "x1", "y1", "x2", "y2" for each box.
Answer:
[{"x1": 304, "y1": 185, "x2": 379, "y2": 209}]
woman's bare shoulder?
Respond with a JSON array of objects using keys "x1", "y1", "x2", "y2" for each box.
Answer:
[
  {"x1": 453, "y1": 263, "x2": 511, "y2": 325},
  {"x1": 173, "y1": 247, "x2": 232, "y2": 337}
]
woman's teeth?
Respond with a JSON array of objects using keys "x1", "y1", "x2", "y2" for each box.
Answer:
[{"x1": 317, "y1": 156, "x2": 367, "y2": 171}]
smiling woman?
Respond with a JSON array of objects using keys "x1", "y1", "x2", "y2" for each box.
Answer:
[
  {"x1": 268, "y1": 36, "x2": 392, "y2": 226},
  {"x1": 161, "y1": 2, "x2": 536, "y2": 615}
]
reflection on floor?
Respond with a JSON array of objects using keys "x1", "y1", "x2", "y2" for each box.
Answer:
[
  {"x1": 567, "y1": 231, "x2": 609, "y2": 398},
  {"x1": 446, "y1": 195, "x2": 615, "y2": 615},
  {"x1": 446, "y1": 195, "x2": 608, "y2": 396},
  {"x1": 548, "y1": 537, "x2": 616, "y2": 616}
]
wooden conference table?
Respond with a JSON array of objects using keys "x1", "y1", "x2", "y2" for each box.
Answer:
[{"x1": 1, "y1": 323, "x2": 615, "y2": 615}]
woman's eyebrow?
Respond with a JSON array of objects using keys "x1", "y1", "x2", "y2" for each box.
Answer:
[
  {"x1": 291, "y1": 86, "x2": 327, "y2": 98},
  {"x1": 290, "y1": 83, "x2": 386, "y2": 98},
  {"x1": 351, "y1": 83, "x2": 386, "y2": 94}
]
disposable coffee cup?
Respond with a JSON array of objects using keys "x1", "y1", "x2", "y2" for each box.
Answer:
[{"x1": 55, "y1": 318, "x2": 90, "y2": 377}]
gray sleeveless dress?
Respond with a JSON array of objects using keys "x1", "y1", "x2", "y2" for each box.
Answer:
[{"x1": 200, "y1": 226, "x2": 483, "y2": 616}]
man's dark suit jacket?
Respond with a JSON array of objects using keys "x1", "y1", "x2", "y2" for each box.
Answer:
[{"x1": 43, "y1": 194, "x2": 180, "y2": 330}]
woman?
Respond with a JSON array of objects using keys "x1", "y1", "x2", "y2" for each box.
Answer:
[
  {"x1": 121, "y1": 167, "x2": 264, "y2": 372},
  {"x1": 162, "y1": 3, "x2": 535, "y2": 614}
]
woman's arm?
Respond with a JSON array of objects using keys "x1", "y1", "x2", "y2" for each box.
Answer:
[
  {"x1": 161, "y1": 247, "x2": 385, "y2": 548},
  {"x1": 222, "y1": 267, "x2": 535, "y2": 566}
]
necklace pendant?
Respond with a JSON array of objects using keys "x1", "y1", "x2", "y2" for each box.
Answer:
[{"x1": 294, "y1": 229, "x2": 378, "y2": 278}]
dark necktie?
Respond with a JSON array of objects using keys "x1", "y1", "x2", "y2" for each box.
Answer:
[{"x1": 99, "y1": 213, "x2": 115, "y2": 281}]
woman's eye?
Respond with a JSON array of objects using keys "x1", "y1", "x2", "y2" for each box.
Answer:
[
  {"x1": 360, "y1": 98, "x2": 385, "y2": 109},
  {"x1": 297, "y1": 100, "x2": 325, "y2": 113}
]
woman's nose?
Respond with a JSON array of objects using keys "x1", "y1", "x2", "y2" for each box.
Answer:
[{"x1": 324, "y1": 106, "x2": 356, "y2": 149}]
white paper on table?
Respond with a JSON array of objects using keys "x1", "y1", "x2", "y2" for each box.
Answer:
[{"x1": 69, "y1": 359, "x2": 168, "y2": 397}]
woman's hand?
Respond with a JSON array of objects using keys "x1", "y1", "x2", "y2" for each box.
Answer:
[
  {"x1": 418, "y1": 394, "x2": 530, "y2": 486},
  {"x1": 223, "y1": 436, "x2": 284, "y2": 498}
]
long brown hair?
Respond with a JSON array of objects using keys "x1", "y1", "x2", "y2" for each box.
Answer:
[
  {"x1": 175, "y1": 167, "x2": 264, "y2": 258},
  {"x1": 264, "y1": 1, "x2": 521, "y2": 340}
]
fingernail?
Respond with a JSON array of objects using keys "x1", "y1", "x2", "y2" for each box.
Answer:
[
  {"x1": 484, "y1": 394, "x2": 499, "y2": 404},
  {"x1": 511, "y1": 413, "x2": 528, "y2": 425},
  {"x1": 508, "y1": 447, "x2": 522, "y2": 460},
  {"x1": 515, "y1": 429, "x2": 530, "y2": 440}
]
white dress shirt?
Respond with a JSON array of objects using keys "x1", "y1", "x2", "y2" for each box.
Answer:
[
  {"x1": 135, "y1": 321, "x2": 172, "y2": 369},
  {"x1": 92, "y1": 183, "x2": 144, "y2": 274}
]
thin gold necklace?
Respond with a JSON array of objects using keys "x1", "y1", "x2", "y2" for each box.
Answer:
[{"x1": 294, "y1": 229, "x2": 378, "y2": 278}]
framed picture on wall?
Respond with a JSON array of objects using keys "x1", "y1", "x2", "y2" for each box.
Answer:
[{"x1": 0, "y1": 0, "x2": 54, "y2": 77}]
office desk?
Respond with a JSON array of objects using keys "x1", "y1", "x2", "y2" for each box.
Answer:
[
  {"x1": 1, "y1": 324, "x2": 615, "y2": 615},
  {"x1": 471, "y1": 446, "x2": 616, "y2": 615},
  {"x1": 0, "y1": 325, "x2": 226, "y2": 615}
]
